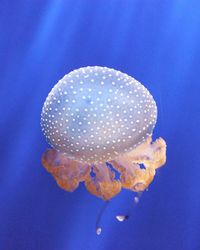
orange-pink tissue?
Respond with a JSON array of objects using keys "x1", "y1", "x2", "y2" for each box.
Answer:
[{"x1": 42, "y1": 137, "x2": 166, "y2": 200}]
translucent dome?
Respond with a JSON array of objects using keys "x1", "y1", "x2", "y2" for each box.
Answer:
[{"x1": 41, "y1": 66, "x2": 157, "y2": 163}]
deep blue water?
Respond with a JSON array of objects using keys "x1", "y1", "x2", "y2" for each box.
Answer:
[{"x1": 0, "y1": 1, "x2": 200, "y2": 250}]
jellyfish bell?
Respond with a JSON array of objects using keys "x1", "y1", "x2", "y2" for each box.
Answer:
[{"x1": 41, "y1": 66, "x2": 166, "y2": 201}]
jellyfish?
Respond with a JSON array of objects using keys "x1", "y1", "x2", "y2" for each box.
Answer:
[{"x1": 41, "y1": 66, "x2": 166, "y2": 232}]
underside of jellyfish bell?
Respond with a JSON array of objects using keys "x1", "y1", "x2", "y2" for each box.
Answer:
[{"x1": 42, "y1": 136, "x2": 166, "y2": 200}]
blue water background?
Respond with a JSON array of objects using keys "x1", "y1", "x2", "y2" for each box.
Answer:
[{"x1": 0, "y1": 1, "x2": 200, "y2": 249}]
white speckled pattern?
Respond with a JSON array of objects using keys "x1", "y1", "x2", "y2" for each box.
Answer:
[{"x1": 41, "y1": 66, "x2": 157, "y2": 163}]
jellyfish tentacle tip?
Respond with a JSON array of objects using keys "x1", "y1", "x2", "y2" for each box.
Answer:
[
  {"x1": 134, "y1": 196, "x2": 140, "y2": 204},
  {"x1": 96, "y1": 227, "x2": 102, "y2": 235},
  {"x1": 116, "y1": 215, "x2": 129, "y2": 222}
]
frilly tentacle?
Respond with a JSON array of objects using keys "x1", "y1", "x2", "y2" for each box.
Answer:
[{"x1": 41, "y1": 137, "x2": 166, "y2": 199}]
